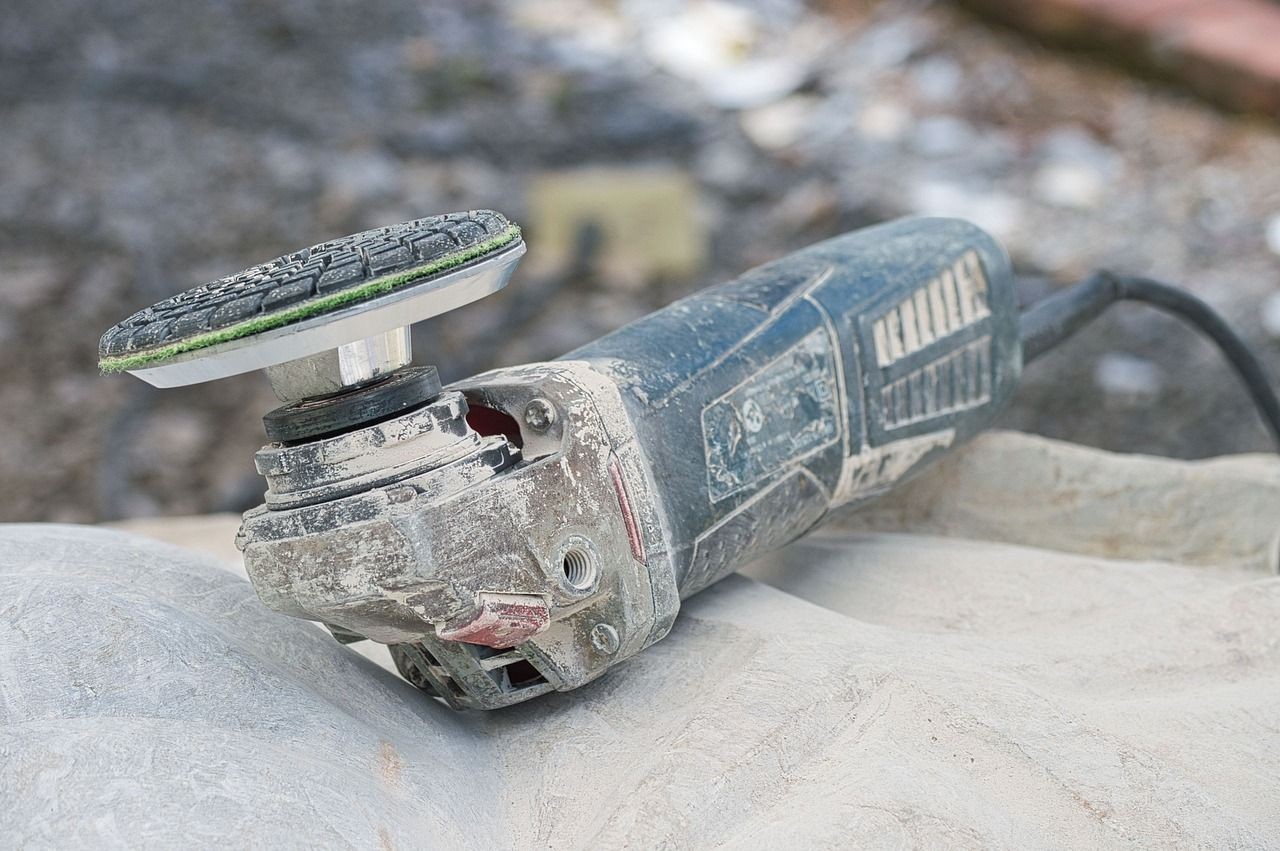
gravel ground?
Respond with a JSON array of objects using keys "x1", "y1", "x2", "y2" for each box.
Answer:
[{"x1": 2, "y1": 0, "x2": 1278, "y2": 523}]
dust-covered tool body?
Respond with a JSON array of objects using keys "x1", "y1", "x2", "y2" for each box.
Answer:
[
  {"x1": 102, "y1": 211, "x2": 1277, "y2": 710},
  {"x1": 98, "y1": 214, "x2": 1024, "y2": 708}
]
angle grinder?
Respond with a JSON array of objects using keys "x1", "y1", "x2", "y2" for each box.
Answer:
[{"x1": 100, "y1": 211, "x2": 1280, "y2": 709}]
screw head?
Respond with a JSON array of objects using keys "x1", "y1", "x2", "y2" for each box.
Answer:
[
  {"x1": 523, "y1": 397, "x2": 557, "y2": 432},
  {"x1": 589, "y1": 622, "x2": 620, "y2": 655}
]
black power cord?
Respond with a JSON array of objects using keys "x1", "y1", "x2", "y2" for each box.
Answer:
[{"x1": 1018, "y1": 271, "x2": 1280, "y2": 451}]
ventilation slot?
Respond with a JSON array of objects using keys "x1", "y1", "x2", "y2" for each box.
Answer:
[{"x1": 473, "y1": 647, "x2": 550, "y2": 694}]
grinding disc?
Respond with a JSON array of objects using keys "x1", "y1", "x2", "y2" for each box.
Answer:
[{"x1": 98, "y1": 211, "x2": 523, "y2": 387}]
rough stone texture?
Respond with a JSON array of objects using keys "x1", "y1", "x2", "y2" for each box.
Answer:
[
  {"x1": 836, "y1": 430, "x2": 1280, "y2": 570},
  {"x1": 6, "y1": 432, "x2": 1277, "y2": 847}
]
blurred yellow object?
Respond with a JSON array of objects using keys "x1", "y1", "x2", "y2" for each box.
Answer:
[{"x1": 527, "y1": 166, "x2": 706, "y2": 289}]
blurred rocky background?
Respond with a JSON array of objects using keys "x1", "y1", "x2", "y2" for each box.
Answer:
[{"x1": 2, "y1": 0, "x2": 1279, "y2": 523}]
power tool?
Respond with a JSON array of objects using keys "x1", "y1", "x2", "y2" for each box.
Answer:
[{"x1": 99, "y1": 212, "x2": 1280, "y2": 709}]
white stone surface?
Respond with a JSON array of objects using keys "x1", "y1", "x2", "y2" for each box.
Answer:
[
  {"x1": 1266, "y1": 214, "x2": 1280, "y2": 256},
  {"x1": 6, "y1": 431, "x2": 1280, "y2": 847},
  {"x1": 1262, "y1": 291, "x2": 1280, "y2": 340},
  {"x1": 1093, "y1": 352, "x2": 1163, "y2": 399}
]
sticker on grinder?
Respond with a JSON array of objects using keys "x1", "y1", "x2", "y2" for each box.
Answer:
[{"x1": 701, "y1": 328, "x2": 840, "y2": 502}]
